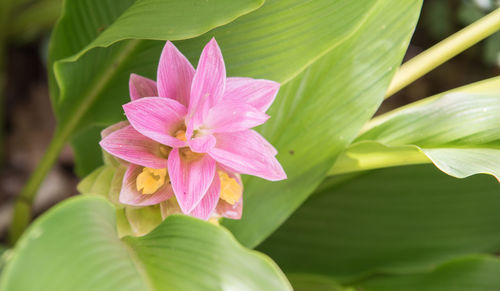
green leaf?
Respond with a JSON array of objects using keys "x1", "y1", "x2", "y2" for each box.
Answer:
[
  {"x1": 0, "y1": 245, "x2": 10, "y2": 275},
  {"x1": 48, "y1": 0, "x2": 264, "y2": 175},
  {"x1": 287, "y1": 274, "x2": 345, "y2": 291},
  {"x1": 223, "y1": 0, "x2": 422, "y2": 247},
  {"x1": 59, "y1": 0, "x2": 389, "y2": 176},
  {"x1": 330, "y1": 77, "x2": 500, "y2": 180},
  {"x1": 57, "y1": 0, "x2": 421, "y2": 248},
  {"x1": 0, "y1": 196, "x2": 291, "y2": 291},
  {"x1": 258, "y1": 165, "x2": 500, "y2": 281},
  {"x1": 56, "y1": 0, "x2": 265, "y2": 65},
  {"x1": 356, "y1": 255, "x2": 500, "y2": 291},
  {"x1": 48, "y1": 0, "x2": 263, "y2": 100}
]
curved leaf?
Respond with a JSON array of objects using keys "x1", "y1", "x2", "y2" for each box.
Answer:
[
  {"x1": 330, "y1": 77, "x2": 500, "y2": 180},
  {"x1": 59, "y1": 0, "x2": 421, "y2": 249},
  {"x1": 0, "y1": 196, "x2": 291, "y2": 291},
  {"x1": 47, "y1": 0, "x2": 265, "y2": 175},
  {"x1": 258, "y1": 165, "x2": 500, "y2": 281},
  {"x1": 61, "y1": 0, "x2": 387, "y2": 175},
  {"x1": 48, "y1": 0, "x2": 263, "y2": 102},
  {"x1": 356, "y1": 255, "x2": 500, "y2": 291},
  {"x1": 223, "y1": 0, "x2": 422, "y2": 247}
]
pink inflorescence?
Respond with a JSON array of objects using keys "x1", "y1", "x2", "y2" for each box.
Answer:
[{"x1": 99, "y1": 38, "x2": 286, "y2": 221}]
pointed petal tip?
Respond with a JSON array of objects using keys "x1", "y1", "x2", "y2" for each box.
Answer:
[
  {"x1": 157, "y1": 40, "x2": 195, "y2": 106},
  {"x1": 189, "y1": 173, "x2": 220, "y2": 220},
  {"x1": 223, "y1": 78, "x2": 281, "y2": 112},
  {"x1": 208, "y1": 37, "x2": 217, "y2": 44},
  {"x1": 162, "y1": 40, "x2": 177, "y2": 52},
  {"x1": 129, "y1": 74, "x2": 158, "y2": 101},
  {"x1": 168, "y1": 149, "x2": 217, "y2": 214},
  {"x1": 262, "y1": 160, "x2": 287, "y2": 182}
]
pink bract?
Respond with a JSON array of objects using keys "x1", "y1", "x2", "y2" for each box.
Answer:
[{"x1": 101, "y1": 38, "x2": 286, "y2": 220}]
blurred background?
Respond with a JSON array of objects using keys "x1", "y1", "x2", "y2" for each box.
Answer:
[{"x1": 0, "y1": 0, "x2": 498, "y2": 242}]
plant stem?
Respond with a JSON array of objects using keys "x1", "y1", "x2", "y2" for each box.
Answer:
[
  {"x1": 8, "y1": 126, "x2": 68, "y2": 244},
  {"x1": 385, "y1": 7, "x2": 500, "y2": 99}
]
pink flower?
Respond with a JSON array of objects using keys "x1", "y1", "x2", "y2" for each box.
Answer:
[{"x1": 100, "y1": 38, "x2": 286, "y2": 220}]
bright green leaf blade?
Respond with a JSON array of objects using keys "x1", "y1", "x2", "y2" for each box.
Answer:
[
  {"x1": 62, "y1": 0, "x2": 265, "y2": 63},
  {"x1": 48, "y1": 0, "x2": 263, "y2": 102},
  {"x1": 61, "y1": 0, "x2": 389, "y2": 175},
  {"x1": 330, "y1": 141, "x2": 429, "y2": 174},
  {"x1": 174, "y1": 0, "x2": 379, "y2": 83},
  {"x1": 0, "y1": 196, "x2": 291, "y2": 291},
  {"x1": 356, "y1": 255, "x2": 500, "y2": 291},
  {"x1": 56, "y1": 0, "x2": 421, "y2": 249},
  {"x1": 330, "y1": 77, "x2": 500, "y2": 179},
  {"x1": 223, "y1": 0, "x2": 422, "y2": 248},
  {"x1": 258, "y1": 165, "x2": 500, "y2": 281}
]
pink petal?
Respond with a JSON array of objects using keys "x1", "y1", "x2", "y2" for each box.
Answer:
[
  {"x1": 216, "y1": 198, "x2": 243, "y2": 220},
  {"x1": 129, "y1": 74, "x2": 158, "y2": 101},
  {"x1": 250, "y1": 129, "x2": 278, "y2": 156},
  {"x1": 157, "y1": 41, "x2": 195, "y2": 107},
  {"x1": 215, "y1": 171, "x2": 243, "y2": 219},
  {"x1": 99, "y1": 125, "x2": 167, "y2": 168},
  {"x1": 101, "y1": 121, "x2": 130, "y2": 139},
  {"x1": 188, "y1": 38, "x2": 226, "y2": 126},
  {"x1": 189, "y1": 173, "x2": 220, "y2": 220},
  {"x1": 209, "y1": 130, "x2": 286, "y2": 181},
  {"x1": 224, "y1": 77, "x2": 280, "y2": 112},
  {"x1": 168, "y1": 148, "x2": 216, "y2": 213},
  {"x1": 188, "y1": 134, "x2": 216, "y2": 153},
  {"x1": 204, "y1": 101, "x2": 269, "y2": 133},
  {"x1": 119, "y1": 164, "x2": 174, "y2": 206},
  {"x1": 123, "y1": 97, "x2": 187, "y2": 148}
]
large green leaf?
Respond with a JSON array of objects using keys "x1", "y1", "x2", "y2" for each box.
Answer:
[
  {"x1": 48, "y1": 0, "x2": 263, "y2": 102},
  {"x1": 356, "y1": 255, "x2": 500, "y2": 291},
  {"x1": 223, "y1": 0, "x2": 422, "y2": 247},
  {"x1": 51, "y1": 0, "x2": 386, "y2": 175},
  {"x1": 330, "y1": 77, "x2": 500, "y2": 179},
  {"x1": 0, "y1": 196, "x2": 291, "y2": 291},
  {"x1": 258, "y1": 165, "x2": 500, "y2": 281},
  {"x1": 54, "y1": 0, "x2": 421, "y2": 248},
  {"x1": 48, "y1": 0, "x2": 263, "y2": 174}
]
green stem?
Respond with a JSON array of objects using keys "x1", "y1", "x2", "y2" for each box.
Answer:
[
  {"x1": 8, "y1": 126, "x2": 68, "y2": 244},
  {"x1": 385, "y1": 7, "x2": 500, "y2": 99}
]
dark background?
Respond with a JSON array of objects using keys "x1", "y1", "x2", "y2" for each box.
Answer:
[{"x1": 0, "y1": 0, "x2": 498, "y2": 240}]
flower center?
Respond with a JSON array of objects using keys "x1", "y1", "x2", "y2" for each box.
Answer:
[
  {"x1": 159, "y1": 145, "x2": 171, "y2": 158},
  {"x1": 175, "y1": 129, "x2": 205, "y2": 161},
  {"x1": 175, "y1": 129, "x2": 187, "y2": 141},
  {"x1": 136, "y1": 167, "x2": 167, "y2": 195},
  {"x1": 180, "y1": 147, "x2": 204, "y2": 161},
  {"x1": 218, "y1": 171, "x2": 242, "y2": 205}
]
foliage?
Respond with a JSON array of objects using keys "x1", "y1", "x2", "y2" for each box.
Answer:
[{"x1": 3, "y1": 0, "x2": 500, "y2": 290}]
